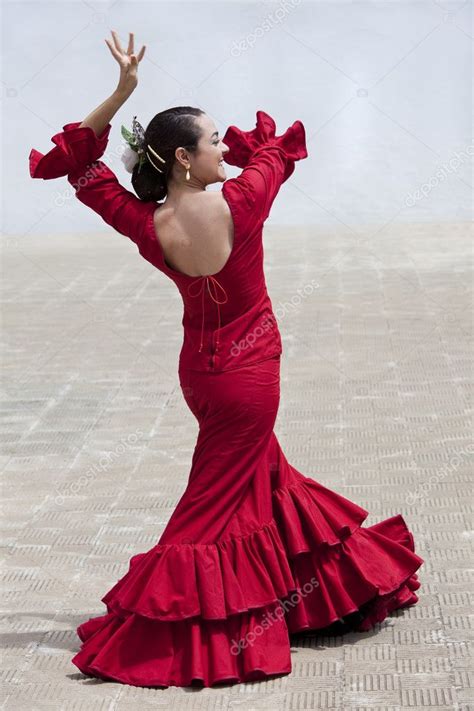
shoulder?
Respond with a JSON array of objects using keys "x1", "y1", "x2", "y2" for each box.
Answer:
[
  {"x1": 156, "y1": 190, "x2": 232, "y2": 235},
  {"x1": 200, "y1": 188, "x2": 233, "y2": 224},
  {"x1": 203, "y1": 188, "x2": 229, "y2": 208}
]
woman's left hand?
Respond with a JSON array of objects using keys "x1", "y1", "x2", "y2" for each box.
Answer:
[{"x1": 105, "y1": 30, "x2": 146, "y2": 96}]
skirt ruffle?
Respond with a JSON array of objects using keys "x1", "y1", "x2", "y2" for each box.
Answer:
[{"x1": 71, "y1": 470, "x2": 423, "y2": 688}]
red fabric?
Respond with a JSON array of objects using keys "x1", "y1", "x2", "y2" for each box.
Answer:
[
  {"x1": 29, "y1": 112, "x2": 424, "y2": 688},
  {"x1": 29, "y1": 110, "x2": 308, "y2": 373}
]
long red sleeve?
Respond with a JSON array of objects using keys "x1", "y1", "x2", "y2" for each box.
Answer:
[
  {"x1": 29, "y1": 122, "x2": 155, "y2": 249},
  {"x1": 222, "y1": 110, "x2": 308, "y2": 232}
]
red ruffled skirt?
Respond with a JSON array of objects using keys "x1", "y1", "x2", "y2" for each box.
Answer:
[{"x1": 72, "y1": 355, "x2": 423, "y2": 688}]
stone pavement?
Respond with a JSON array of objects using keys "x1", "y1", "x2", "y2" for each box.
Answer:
[{"x1": 1, "y1": 221, "x2": 472, "y2": 710}]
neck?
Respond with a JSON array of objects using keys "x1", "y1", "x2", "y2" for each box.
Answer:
[{"x1": 164, "y1": 175, "x2": 206, "y2": 204}]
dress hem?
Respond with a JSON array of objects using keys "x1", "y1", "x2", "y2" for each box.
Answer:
[{"x1": 71, "y1": 468, "x2": 423, "y2": 688}]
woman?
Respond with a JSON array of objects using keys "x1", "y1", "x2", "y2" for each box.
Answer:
[{"x1": 29, "y1": 31, "x2": 424, "y2": 688}]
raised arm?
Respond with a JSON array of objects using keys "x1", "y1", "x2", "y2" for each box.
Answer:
[
  {"x1": 28, "y1": 31, "x2": 156, "y2": 251},
  {"x1": 221, "y1": 110, "x2": 308, "y2": 233},
  {"x1": 79, "y1": 30, "x2": 145, "y2": 136}
]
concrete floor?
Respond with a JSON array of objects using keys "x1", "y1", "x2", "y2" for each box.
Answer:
[{"x1": 1, "y1": 220, "x2": 472, "y2": 709}]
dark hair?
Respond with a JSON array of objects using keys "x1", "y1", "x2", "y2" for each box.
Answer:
[{"x1": 131, "y1": 106, "x2": 205, "y2": 202}]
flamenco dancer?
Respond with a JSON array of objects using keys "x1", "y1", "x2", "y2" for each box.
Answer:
[{"x1": 29, "y1": 31, "x2": 424, "y2": 688}]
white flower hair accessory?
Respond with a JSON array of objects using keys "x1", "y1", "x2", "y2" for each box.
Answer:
[
  {"x1": 121, "y1": 144, "x2": 140, "y2": 173},
  {"x1": 120, "y1": 115, "x2": 146, "y2": 174},
  {"x1": 120, "y1": 115, "x2": 167, "y2": 175}
]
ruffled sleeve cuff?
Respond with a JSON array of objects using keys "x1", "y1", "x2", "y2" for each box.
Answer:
[
  {"x1": 29, "y1": 122, "x2": 112, "y2": 180},
  {"x1": 222, "y1": 110, "x2": 308, "y2": 170}
]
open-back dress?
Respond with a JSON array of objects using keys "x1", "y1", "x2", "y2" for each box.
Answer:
[{"x1": 29, "y1": 110, "x2": 424, "y2": 688}]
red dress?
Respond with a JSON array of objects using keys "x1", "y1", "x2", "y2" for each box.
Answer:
[{"x1": 29, "y1": 110, "x2": 424, "y2": 688}]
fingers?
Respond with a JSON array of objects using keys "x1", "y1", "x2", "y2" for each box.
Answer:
[
  {"x1": 105, "y1": 37, "x2": 122, "y2": 63},
  {"x1": 105, "y1": 30, "x2": 145, "y2": 64},
  {"x1": 110, "y1": 29, "x2": 124, "y2": 54}
]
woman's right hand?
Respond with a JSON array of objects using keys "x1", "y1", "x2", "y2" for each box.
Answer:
[{"x1": 105, "y1": 30, "x2": 146, "y2": 97}]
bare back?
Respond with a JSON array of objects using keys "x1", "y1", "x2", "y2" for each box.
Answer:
[{"x1": 152, "y1": 191, "x2": 234, "y2": 278}]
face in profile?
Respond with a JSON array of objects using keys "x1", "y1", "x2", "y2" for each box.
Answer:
[{"x1": 186, "y1": 113, "x2": 230, "y2": 186}]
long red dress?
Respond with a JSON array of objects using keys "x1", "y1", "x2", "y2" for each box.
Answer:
[{"x1": 29, "y1": 110, "x2": 424, "y2": 688}]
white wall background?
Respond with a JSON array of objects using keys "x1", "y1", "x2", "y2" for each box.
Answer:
[{"x1": 6, "y1": 0, "x2": 473, "y2": 238}]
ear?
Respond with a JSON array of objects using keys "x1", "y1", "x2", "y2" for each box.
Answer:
[{"x1": 174, "y1": 147, "x2": 190, "y2": 167}]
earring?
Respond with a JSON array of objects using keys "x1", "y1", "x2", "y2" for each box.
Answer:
[{"x1": 185, "y1": 165, "x2": 191, "y2": 181}]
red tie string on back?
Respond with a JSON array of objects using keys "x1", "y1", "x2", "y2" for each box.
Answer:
[{"x1": 186, "y1": 275, "x2": 229, "y2": 353}]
